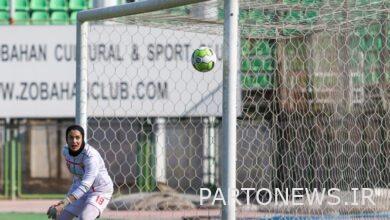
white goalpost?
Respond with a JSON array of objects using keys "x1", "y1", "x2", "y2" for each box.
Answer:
[
  {"x1": 75, "y1": 0, "x2": 239, "y2": 219},
  {"x1": 75, "y1": 0, "x2": 390, "y2": 219}
]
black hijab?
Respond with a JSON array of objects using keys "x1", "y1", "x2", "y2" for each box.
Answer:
[{"x1": 66, "y1": 124, "x2": 86, "y2": 157}]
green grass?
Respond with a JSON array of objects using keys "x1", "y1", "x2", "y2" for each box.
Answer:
[
  {"x1": 0, "y1": 212, "x2": 47, "y2": 220},
  {"x1": 0, "y1": 212, "x2": 116, "y2": 220}
]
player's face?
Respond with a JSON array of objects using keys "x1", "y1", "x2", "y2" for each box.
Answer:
[{"x1": 67, "y1": 130, "x2": 83, "y2": 152}]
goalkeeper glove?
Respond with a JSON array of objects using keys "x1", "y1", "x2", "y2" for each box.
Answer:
[
  {"x1": 46, "y1": 206, "x2": 57, "y2": 219},
  {"x1": 46, "y1": 197, "x2": 72, "y2": 219}
]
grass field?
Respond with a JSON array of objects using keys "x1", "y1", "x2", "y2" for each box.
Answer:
[
  {"x1": 0, "y1": 212, "x2": 47, "y2": 220},
  {"x1": 0, "y1": 212, "x2": 116, "y2": 220}
]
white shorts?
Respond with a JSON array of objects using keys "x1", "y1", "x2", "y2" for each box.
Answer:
[{"x1": 64, "y1": 191, "x2": 112, "y2": 217}]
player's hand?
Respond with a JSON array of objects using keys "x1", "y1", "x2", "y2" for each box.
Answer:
[
  {"x1": 46, "y1": 200, "x2": 64, "y2": 219},
  {"x1": 46, "y1": 205, "x2": 58, "y2": 219},
  {"x1": 46, "y1": 196, "x2": 74, "y2": 219},
  {"x1": 54, "y1": 201, "x2": 65, "y2": 213}
]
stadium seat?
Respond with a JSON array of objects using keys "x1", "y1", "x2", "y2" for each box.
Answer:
[
  {"x1": 31, "y1": 11, "x2": 49, "y2": 24},
  {"x1": 263, "y1": 58, "x2": 274, "y2": 72},
  {"x1": 241, "y1": 40, "x2": 251, "y2": 56},
  {"x1": 70, "y1": 10, "x2": 77, "y2": 24},
  {"x1": 356, "y1": 26, "x2": 367, "y2": 37},
  {"x1": 302, "y1": 0, "x2": 324, "y2": 6},
  {"x1": 355, "y1": 0, "x2": 369, "y2": 6},
  {"x1": 283, "y1": 10, "x2": 302, "y2": 23},
  {"x1": 253, "y1": 41, "x2": 271, "y2": 56},
  {"x1": 51, "y1": 11, "x2": 68, "y2": 24},
  {"x1": 260, "y1": 27, "x2": 276, "y2": 37},
  {"x1": 304, "y1": 10, "x2": 318, "y2": 24},
  {"x1": 30, "y1": 0, "x2": 48, "y2": 11},
  {"x1": 69, "y1": 0, "x2": 86, "y2": 10},
  {"x1": 329, "y1": 0, "x2": 344, "y2": 7},
  {"x1": 241, "y1": 59, "x2": 250, "y2": 72},
  {"x1": 15, "y1": 0, "x2": 30, "y2": 11},
  {"x1": 248, "y1": 9, "x2": 265, "y2": 22},
  {"x1": 251, "y1": 59, "x2": 262, "y2": 73},
  {"x1": 282, "y1": 10, "x2": 302, "y2": 35},
  {"x1": 368, "y1": 23, "x2": 381, "y2": 36},
  {"x1": 262, "y1": 0, "x2": 276, "y2": 4},
  {"x1": 283, "y1": 0, "x2": 299, "y2": 5},
  {"x1": 374, "y1": 37, "x2": 382, "y2": 50},
  {"x1": 0, "y1": 10, "x2": 9, "y2": 24},
  {"x1": 14, "y1": 11, "x2": 30, "y2": 24},
  {"x1": 218, "y1": 8, "x2": 224, "y2": 20},
  {"x1": 49, "y1": 0, "x2": 68, "y2": 11},
  {"x1": 0, "y1": 0, "x2": 9, "y2": 10}
]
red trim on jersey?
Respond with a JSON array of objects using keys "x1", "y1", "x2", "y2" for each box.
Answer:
[{"x1": 65, "y1": 159, "x2": 82, "y2": 165}]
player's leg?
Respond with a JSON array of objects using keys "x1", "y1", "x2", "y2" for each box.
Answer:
[
  {"x1": 60, "y1": 194, "x2": 86, "y2": 219},
  {"x1": 81, "y1": 192, "x2": 112, "y2": 219},
  {"x1": 57, "y1": 209, "x2": 76, "y2": 220},
  {"x1": 79, "y1": 203, "x2": 100, "y2": 220}
]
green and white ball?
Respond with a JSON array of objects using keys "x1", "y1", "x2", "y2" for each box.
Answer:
[{"x1": 191, "y1": 47, "x2": 217, "y2": 72}]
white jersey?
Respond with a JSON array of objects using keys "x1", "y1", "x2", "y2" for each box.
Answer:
[{"x1": 63, "y1": 144, "x2": 113, "y2": 199}]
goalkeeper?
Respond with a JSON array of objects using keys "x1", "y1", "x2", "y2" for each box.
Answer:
[{"x1": 47, "y1": 124, "x2": 113, "y2": 220}]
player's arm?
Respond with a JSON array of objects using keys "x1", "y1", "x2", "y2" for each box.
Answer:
[
  {"x1": 68, "y1": 154, "x2": 99, "y2": 199},
  {"x1": 47, "y1": 156, "x2": 99, "y2": 218}
]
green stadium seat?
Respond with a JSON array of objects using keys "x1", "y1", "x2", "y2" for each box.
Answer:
[
  {"x1": 49, "y1": 0, "x2": 68, "y2": 11},
  {"x1": 0, "y1": 0, "x2": 9, "y2": 10},
  {"x1": 388, "y1": 28, "x2": 390, "y2": 49},
  {"x1": 329, "y1": 0, "x2": 344, "y2": 7},
  {"x1": 14, "y1": 11, "x2": 30, "y2": 24},
  {"x1": 301, "y1": 0, "x2": 315, "y2": 5},
  {"x1": 69, "y1": 0, "x2": 86, "y2": 10},
  {"x1": 0, "y1": 10, "x2": 9, "y2": 25},
  {"x1": 305, "y1": 0, "x2": 325, "y2": 6},
  {"x1": 355, "y1": 0, "x2": 369, "y2": 6},
  {"x1": 241, "y1": 59, "x2": 250, "y2": 72},
  {"x1": 283, "y1": 10, "x2": 302, "y2": 23},
  {"x1": 261, "y1": 28, "x2": 276, "y2": 37},
  {"x1": 70, "y1": 10, "x2": 77, "y2": 24},
  {"x1": 356, "y1": 26, "x2": 367, "y2": 37},
  {"x1": 261, "y1": 0, "x2": 276, "y2": 3},
  {"x1": 15, "y1": 0, "x2": 30, "y2": 11},
  {"x1": 348, "y1": 34, "x2": 360, "y2": 49},
  {"x1": 304, "y1": 10, "x2": 318, "y2": 24},
  {"x1": 241, "y1": 40, "x2": 251, "y2": 56},
  {"x1": 283, "y1": 0, "x2": 299, "y2": 5},
  {"x1": 241, "y1": 75, "x2": 273, "y2": 90},
  {"x1": 51, "y1": 11, "x2": 68, "y2": 24},
  {"x1": 31, "y1": 11, "x2": 49, "y2": 24},
  {"x1": 374, "y1": 37, "x2": 382, "y2": 50},
  {"x1": 251, "y1": 59, "x2": 262, "y2": 72},
  {"x1": 263, "y1": 58, "x2": 274, "y2": 72},
  {"x1": 30, "y1": 0, "x2": 48, "y2": 10},
  {"x1": 218, "y1": 8, "x2": 224, "y2": 20},
  {"x1": 282, "y1": 10, "x2": 302, "y2": 36},
  {"x1": 248, "y1": 9, "x2": 265, "y2": 22},
  {"x1": 253, "y1": 41, "x2": 271, "y2": 56},
  {"x1": 368, "y1": 23, "x2": 381, "y2": 36}
]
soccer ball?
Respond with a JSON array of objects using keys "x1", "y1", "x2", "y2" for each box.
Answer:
[{"x1": 191, "y1": 47, "x2": 217, "y2": 72}]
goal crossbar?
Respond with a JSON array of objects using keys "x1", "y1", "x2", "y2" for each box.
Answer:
[{"x1": 77, "y1": 0, "x2": 211, "y2": 22}]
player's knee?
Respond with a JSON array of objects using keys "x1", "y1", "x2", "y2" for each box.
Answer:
[
  {"x1": 58, "y1": 210, "x2": 76, "y2": 220},
  {"x1": 79, "y1": 204, "x2": 100, "y2": 220}
]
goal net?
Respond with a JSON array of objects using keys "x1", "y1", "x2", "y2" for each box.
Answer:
[{"x1": 77, "y1": 0, "x2": 389, "y2": 218}]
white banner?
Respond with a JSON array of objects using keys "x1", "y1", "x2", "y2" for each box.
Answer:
[{"x1": 0, "y1": 26, "x2": 240, "y2": 118}]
